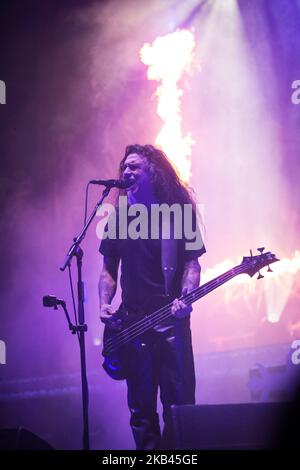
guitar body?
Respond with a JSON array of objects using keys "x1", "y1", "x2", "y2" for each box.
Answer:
[{"x1": 102, "y1": 294, "x2": 171, "y2": 380}]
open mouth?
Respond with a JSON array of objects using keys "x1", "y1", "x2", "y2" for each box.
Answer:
[{"x1": 124, "y1": 177, "x2": 136, "y2": 190}]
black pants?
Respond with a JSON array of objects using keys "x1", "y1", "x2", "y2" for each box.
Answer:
[{"x1": 124, "y1": 318, "x2": 195, "y2": 450}]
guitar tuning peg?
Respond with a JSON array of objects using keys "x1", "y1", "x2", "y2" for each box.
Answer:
[
  {"x1": 257, "y1": 271, "x2": 264, "y2": 279},
  {"x1": 257, "y1": 247, "x2": 265, "y2": 254},
  {"x1": 267, "y1": 265, "x2": 273, "y2": 272}
]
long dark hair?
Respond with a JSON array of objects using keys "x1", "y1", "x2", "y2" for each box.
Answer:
[{"x1": 117, "y1": 144, "x2": 196, "y2": 207}]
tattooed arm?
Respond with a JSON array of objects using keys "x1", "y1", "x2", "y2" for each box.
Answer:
[
  {"x1": 99, "y1": 255, "x2": 120, "y2": 320},
  {"x1": 172, "y1": 258, "x2": 201, "y2": 318},
  {"x1": 181, "y1": 259, "x2": 201, "y2": 293}
]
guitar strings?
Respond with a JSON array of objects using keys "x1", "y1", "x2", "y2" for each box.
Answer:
[
  {"x1": 104, "y1": 254, "x2": 274, "y2": 355},
  {"x1": 104, "y1": 266, "x2": 244, "y2": 355},
  {"x1": 104, "y1": 267, "x2": 244, "y2": 354},
  {"x1": 104, "y1": 270, "x2": 241, "y2": 356}
]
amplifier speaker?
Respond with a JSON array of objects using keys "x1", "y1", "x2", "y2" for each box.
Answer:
[
  {"x1": 0, "y1": 428, "x2": 54, "y2": 450},
  {"x1": 169, "y1": 402, "x2": 289, "y2": 449}
]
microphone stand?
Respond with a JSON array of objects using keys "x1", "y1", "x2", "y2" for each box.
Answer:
[{"x1": 60, "y1": 186, "x2": 111, "y2": 451}]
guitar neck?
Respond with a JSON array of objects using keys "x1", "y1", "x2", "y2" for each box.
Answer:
[
  {"x1": 183, "y1": 265, "x2": 245, "y2": 306},
  {"x1": 104, "y1": 251, "x2": 278, "y2": 355},
  {"x1": 145, "y1": 264, "x2": 246, "y2": 331}
]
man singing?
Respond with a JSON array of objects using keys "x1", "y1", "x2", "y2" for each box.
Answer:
[{"x1": 99, "y1": 144, "x2": 205, "y2": 449}]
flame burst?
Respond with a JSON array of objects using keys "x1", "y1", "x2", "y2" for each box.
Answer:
[
  {"x1": 140, "y1": 29, "x2": 196, "y2": 182},
  {"x1": 202, "y1": 251, "x2": 300, "y2": 323}
]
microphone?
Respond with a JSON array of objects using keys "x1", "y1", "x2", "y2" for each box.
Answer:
[
  {"x1": 89, "y1": 179, "x2": 133, "y2": 189},
  {"x1": 43, "y1": 295, "x2": 65, "y2": 308}
]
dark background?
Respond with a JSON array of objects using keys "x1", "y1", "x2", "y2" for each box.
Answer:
[{"x1": 1, "y1": 0, "x2": 300, "y2": 449}]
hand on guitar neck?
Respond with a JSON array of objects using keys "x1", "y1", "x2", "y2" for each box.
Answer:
[
  {"x1": 171, "y1": 287, "x2": 192, "y2": 319},
  {"x1": 100, "y1": 304, "x2": 122, "y2": 331}
]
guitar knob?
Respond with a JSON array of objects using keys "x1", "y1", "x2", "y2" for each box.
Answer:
[
  {"x1": 257, "y1": 271, "x2": 264, "y2": 279},
  {"x1": 257, "y1": 247, "x2": 265, "y2": 254}
]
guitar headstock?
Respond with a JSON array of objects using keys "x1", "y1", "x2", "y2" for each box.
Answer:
[{"x1": 241, "y1": 248, "x2": 279, "y2": 277}]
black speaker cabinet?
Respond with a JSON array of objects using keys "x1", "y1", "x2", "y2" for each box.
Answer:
[
  {"x1": 0, "y1": 428, "x2": 54, "y2": 450},
  {"x1": 170, "y1": 402, "x2": 289, "y2": 449}
]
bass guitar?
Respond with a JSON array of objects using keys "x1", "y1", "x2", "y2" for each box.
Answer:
[{"x1": 102, "y1": 248, "x2": 279, "y2": 380}]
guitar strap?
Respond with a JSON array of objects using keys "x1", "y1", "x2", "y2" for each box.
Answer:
[{"x1": 161, "y1": 216, "x2": 178, "y2": 296}]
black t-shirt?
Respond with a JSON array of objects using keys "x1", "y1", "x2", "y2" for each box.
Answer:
[{"x1": 99, "y1": 207, "x2": 206, "y2": 313}]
